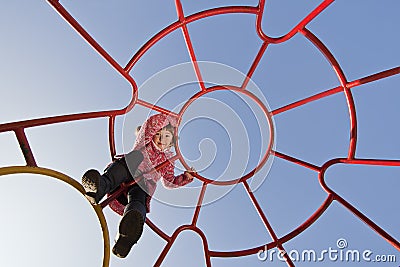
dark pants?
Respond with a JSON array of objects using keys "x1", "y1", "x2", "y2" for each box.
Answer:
[{"x1": 125, "y1": 184, "x2": 147, "y2": 219}]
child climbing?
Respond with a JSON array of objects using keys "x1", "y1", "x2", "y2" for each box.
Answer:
[{"x1": 81, "y1": 113, "x2": 195, "y2": 258}]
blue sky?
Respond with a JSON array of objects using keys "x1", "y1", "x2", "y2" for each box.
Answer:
[{"x1": 0, "y1": 1, "x2": 399, "y2": 266}]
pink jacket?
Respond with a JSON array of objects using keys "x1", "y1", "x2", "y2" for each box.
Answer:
[{"x1": 109, "y1": 113, "x2": 193, "y2": 215}]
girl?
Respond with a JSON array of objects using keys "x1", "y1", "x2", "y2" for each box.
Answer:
[{"x1": 82, "y1": 113, "x2": 195, "y2": 258}]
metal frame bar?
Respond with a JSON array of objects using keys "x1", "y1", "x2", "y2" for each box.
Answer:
[{"x1": 0, "y1": 0, "x2": 398, "y2": 266}]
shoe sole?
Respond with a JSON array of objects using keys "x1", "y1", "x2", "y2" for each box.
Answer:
[
  {"x1": 82, "y1": 169, "x2": 101, "y2": 204},
  {"x1": 112, "y1": 209, "x2": 144, "y2": 258}
]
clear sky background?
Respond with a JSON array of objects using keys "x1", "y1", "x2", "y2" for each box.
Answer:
[{"x1": 0, "y1": 1, "x2": 399, "y2": 266}]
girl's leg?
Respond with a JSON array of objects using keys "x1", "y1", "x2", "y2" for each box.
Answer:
[
  {"x1": 112, "y1": 184, "x2": 147, "y2": 258},
  {"x1": 82, "y1": 150, "x2": 143, "y2": 204}
]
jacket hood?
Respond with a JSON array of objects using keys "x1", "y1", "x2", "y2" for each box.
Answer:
[{"x1": 133, "y1": 113, "x2": 178, "y2": 150}]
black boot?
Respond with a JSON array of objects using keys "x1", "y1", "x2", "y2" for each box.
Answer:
[
  {"x1": 82, "y1": 150, "x2": 144, "y2": 204},
  {"x1": 112, "y1": 184, "x2": 147, "y2": 258}
]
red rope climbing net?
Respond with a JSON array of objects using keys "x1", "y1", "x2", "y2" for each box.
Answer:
[{"x1": 0, "y1": 1, "x2": 399, "y2": 266}]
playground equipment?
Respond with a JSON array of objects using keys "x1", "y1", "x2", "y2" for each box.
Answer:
[{"x1": 0, "y1": 1, "x2": 399, "y2": 266}]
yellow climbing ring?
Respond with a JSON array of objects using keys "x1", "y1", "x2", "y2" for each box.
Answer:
[{"x1": 0, "y1": 166, "x2": 110, "y2": 267}]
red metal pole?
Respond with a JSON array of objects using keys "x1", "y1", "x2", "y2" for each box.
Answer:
[
  {"x1": 108, "y1": 116, "x2": 116, "y2": 159},
  {"x1": 301, "y1": 28, "x2": 357, "y2": 159},
  {"x1": 14, "y1": 128, "x2": 37, "y2": 167},
  {"x1": 241, "y1": 42, "x2": 269, "y2": 90},
  {"x1": 273, "y1": 150, "x2": 321, "y2": 172},
  {"x1": 272, "y1": 66, "x2": 400, "y2": 116},
  {"x1": 243, "y1": 181, "x2": 295, "y2": 267},
  {"x1": 256, "y1": 0, "x2": 335, "y2": 43},
  {"x1": 191, "y1": 182, "x2": 208, "y2": 226},
  {"x1": 125, "y1": 6, "x2": 259, "y2": 72},
  {"x1": 2, "y1": 1, "x2": 395, "y2": 265},
  {"x1": 175, "y1": 0, "x2": 207, "y2": 92},
  {"x1": 319, "y1": 158, "x2": 400, "y2": 251}
]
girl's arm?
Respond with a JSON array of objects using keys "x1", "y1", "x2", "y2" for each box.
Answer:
[{"x1": 161, "y1": 163, "x2": 194, "y2": 189}]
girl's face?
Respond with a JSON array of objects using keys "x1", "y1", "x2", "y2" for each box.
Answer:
[{"x1": 152, "y1": 128, "x2": 174, "y2": 150}]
